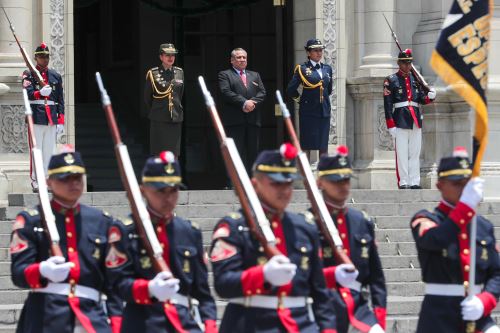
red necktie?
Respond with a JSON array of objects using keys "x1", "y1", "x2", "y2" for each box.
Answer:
[{"x1": 240, "y1": 70, "x2": 247, "y2": 87}]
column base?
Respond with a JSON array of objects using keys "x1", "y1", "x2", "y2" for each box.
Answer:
[{"x1": 352, "y1": 159, "x2": 398, "y2": 190}]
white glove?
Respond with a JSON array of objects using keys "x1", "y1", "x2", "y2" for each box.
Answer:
[
  {"x1": 39, "y1": 256, "x2": 73, "y2": 283},
  {"x1": 368, "y1": 324, "x2": 385, "y2": 333},
  {"x1": 148, "y1": 271, "x2": 180, "y2": 302},
  {"x1": 460, "y1": 177, "x2": 484, "y2": 210},
  {"x1": 56, "y1": 124, "x2": 65, "y2": 135},
  {"x1": 40, "y1": 85, "x2": 52, "y2": 97},
  {"x1": 263, "y1": 255, "x2": 297, "y2": 286},
  {"x1": 335, "y1": 264, "x2": 359, "y2": 287},
  {"x1": 461, "y1": 295, "x2": 484, "y2": 321},
  {"x1": 427, "y1": 87, "x2": 436, "y2": 99},
  {"x1": 388, "y1": 127, "x2": 397, "y2": 139}
]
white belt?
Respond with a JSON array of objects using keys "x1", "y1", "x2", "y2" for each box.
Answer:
[
  {"x1": 394, "y1": 101, "x2": 420, "y2": 108},
  {"x1": 169, "y1": 293, "x2": 190, "y2": 308},
  {"x1": 425, "y1": 283, "x2": 482, "y2": 297},
  {"x1": 229, "y1": 295, "x2": 307, "y2": 309},
  {"x1": 30, "y1": 100, "x2": 57, "y2": 105},
  {"x1": 32, "y1": 282, "x2": 100, "y2": 302},
  {"x1": 342, "y1": 280, "x2": 362, "y2": 292}
]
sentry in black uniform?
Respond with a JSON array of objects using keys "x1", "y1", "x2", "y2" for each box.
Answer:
[
  {"x1": 105, "y1": 151, "x2": 218, "y2": 333},
  {"x1": 411, "y1": 147, "x2": 500, "y2": 333},
  {"x1": 10, "y1": 150, "x2": 123, "y2": 333},
  {"x1": 316, "y1": 146, "x2": 387, "y2": 333},
  {"x1": 209, "y1": 144, "x2": 337, "y2": 333},
  {"x1": 383, "y1": 49, "x2": 435, "y2": 189},
  {"x1": 287, "y1": 39, "x2": 333, "y2": 155}
]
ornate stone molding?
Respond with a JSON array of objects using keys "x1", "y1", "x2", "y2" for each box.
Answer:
[
  {"x1": 0, "y1": 105, "x2": 28, "y2": 153},
  {"x1": 50, "y1": 0, "x2": 65, "y2": 76},
  {"x1": 323, "y1": 0, "x2": 337, "y2": 144},
  {"x1": 377, "y1": 105, "x2": 394, "y2": 151}
]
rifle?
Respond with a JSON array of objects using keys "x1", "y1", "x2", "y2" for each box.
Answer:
[
  {"x1": 276, "y1": 91, "x2": 353, "y2": 267},
  {"x1": 95, "y1": 72, "x2": 170, "y2": 274},
  {"x1": 2, "y1": 7, "x2": 46, "y2": 87},
  {"x1": 198, "y1": 76, "x2": 280, "y2": 259},
  {"x1": 22, "y1": 89, "x2": 62, "y2": 257},
  {"x1": 383, "y1": 13, "x2": 430, "y2": 93}
]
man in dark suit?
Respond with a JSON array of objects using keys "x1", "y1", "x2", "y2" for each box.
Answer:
[{"x1": 218, "y1": 48, "x2": 266, "y2": 175}]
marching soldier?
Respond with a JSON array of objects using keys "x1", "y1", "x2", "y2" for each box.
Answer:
[
  {"x1": 10, "y1": 148, "x2": 123, "y2": 333},
  {"x1": 383, "y1": 49, "x2": 436, "y2": 189},
  {"x1": 411, "y1": 147, "x2": 500, "y2": 333},
  {"x1": 144, "y1": 43, "x2": 185, "y2": 157},
  {"x1": 316, "y1": 146, "x2": 387, "y2": 333},
  {"x1": 287, "y1": 39, "x2": 333, "y2": 161},
  {"x1": 22, "y1": 42, "x2": 65, "y2": 192},
  {"x1": 209, "y1": 143, "x2": 338, "y2": 333},
  {"x1": 105, "y1": 151, "x2": 218, "y2": 333}
]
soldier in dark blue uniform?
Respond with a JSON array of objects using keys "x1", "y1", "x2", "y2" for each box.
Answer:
[
  {"x1": 10, "y1": 149, "x2": 123, "y2": 333},
  {"x1": 383, "y1": 49, "x2": 436, "y2": 189},
  {"x1": 209, "y1": 143, "x2": 337, "y2": 333},
  {"x1": 287, "y1": 39, "x2": 333, "y2": 160},
  {"x1": 22, "y1": 42, "x2": 65, "y2": 191},
  {"x1": 411, "y1": 147, "x2": 500, "y2": 333},
  {"x1": 316, "y1": 145, "x2": 387, "y2": 333},
  {"x1": 105, "y1": 151, "x2": 218, "y2": 333}
]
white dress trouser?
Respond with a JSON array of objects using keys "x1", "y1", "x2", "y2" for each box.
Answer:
[
  {"x1": 31, "y1": 124, "x2": 57, "y2": 182},
  {"x1": 395, "y1": 127, "x2": 421, "y2": 186}
]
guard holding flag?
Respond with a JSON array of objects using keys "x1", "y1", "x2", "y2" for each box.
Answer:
[
  {"x1": 10, "y1": 148, "x2": 123, "y2": 333},
  {"x1": 22, "y1": 42, "x2": 65, "y2": 192},
  {"x1": 209, "y1": 143, "x2": 337, "y2": 333},
  {"x1": 105, "y1": 151, "x2": 218, "y2": 333},
  {"x1": 383, "y1": 49, "x2": 436, "y2": 189},
  {"x1": 411, "y1": 147, "x2": 500, "y2": 333},
  {"x1": 316, "y1": 146, "x2": 387, "y2": 333}
]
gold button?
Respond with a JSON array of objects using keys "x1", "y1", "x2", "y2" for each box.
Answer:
[
  {"x1": 281, "y1": 291, "x2": 287, "y2": 297},
  {"x1": 256, "y1": 288, "x2": 261, "y2": 294},
  {"x1": 137, "y1": 299, "x2": 141, "y2": 304},
  {"x1": 344, "y1": 249, "x2": 348, "y2": 254},
  {"x1": 465, "y1": 265, "x2": 470, "y2": 272},
  {"x1": 301, "y1": 247, "x2": 307, "y2": 253},
  {"x1": 184, "y1": 250, "x2": 190, "y2": 256},
  {"x1": 361, "y1": 239, "x2": 367, "y2": 244},
  {"x1": 467, "y1": 212, "x2": 473, "y2": 217},
  {"x1": 67, "y1": 232, "x2": 72, "y2": 238},
  {"x1": 481, "y1": 240, "x2": 487, "y2": 245},
  {"x1": 276, "y1": 238, "x2": 281, "y2": 244},
  {"x1": 161, "y1": 243, "x2": 165, "y2": 248},
  {"x1": 342, "y1": 292, "x2": 348, "y2": 298},
  {"x1": 337, "y1": 218, "x2": 343, "y2": 224},
  {"x1": 157, "y1": 227, "x2": 162, "y2": 233},
  {"x1": 95, "y1": 238, "x2": 101, "y2": 244},
  {"x1": 258, "y1": 246, "x2": 264, "y2": 252},
  {"x1": 65, "y1": 217, "x2": 70, "y2": 223},
  {"x1": 246, "y1": 290, "x2": 252, "y2": 295},
  {"x1": 70, "y1": 263, "x2": 75, "y2": 268},
  {"x1": 68, "y1": 247, "x2": 74, "y2": 253},
  {"x1": 164, "y1": 303, "x2": 169, "y2": 308},
  {"x1": 464, "y1": 281, "x2": 469, "y2": 287},
  {"x1": 68, "y1": 293, "x2": 74, "y2": 298},
  {"x1": 341, "y1": 233, "x2": 346, "y2": 239},
  {"x1": 272, "y1": 222, "x2": 278, "y2": 229},
  {"x1": 461, "y1": 233, "x2": 467, "y2": 240},
  {"x1": 463, "y1": 249, "x2": 469, "y2": 255},
  {"x1": 69, "y1": 278, "x2": 76, "y2": 284},
  {"x1": 460, "y1": 219, "x2": 465, "y2": 225}
]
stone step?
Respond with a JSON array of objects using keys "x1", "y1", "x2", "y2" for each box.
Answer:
[
  {"x1": 0, "y1": 304, "x2": 22, "y2": 326},
  {"x1": 375, "y1": 215, "x2": 500, "y2": 229}
]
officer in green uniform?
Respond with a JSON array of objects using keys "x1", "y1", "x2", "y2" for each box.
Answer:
[{"x1": 144, "y1": 43, "x2": 185, "y2": 156}]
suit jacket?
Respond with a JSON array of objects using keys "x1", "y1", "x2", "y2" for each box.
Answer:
[{"x1": 218, "y1": 68, "x2": 266, "y2": 126}]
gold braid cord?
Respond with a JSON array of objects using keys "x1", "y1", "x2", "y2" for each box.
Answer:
[
  {"x1": 147, "y1": 70, "x2": 175, "y2": 118},
  {"x1": 294, "y1": 64, "x2": 324, "y2": 103}
]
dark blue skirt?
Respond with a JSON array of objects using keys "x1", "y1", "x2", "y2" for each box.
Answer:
[{"x1": 299, "y1": 116, "x2": 331, "y2": 150}]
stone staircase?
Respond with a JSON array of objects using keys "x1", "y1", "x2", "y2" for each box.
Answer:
[{"x1": 0, "y1": 190, "x2": 500, "y2": 332}]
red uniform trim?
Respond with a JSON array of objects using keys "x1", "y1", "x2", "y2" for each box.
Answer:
[
  {"x1": 65, "y1": 209, "x2": 81, "y2": 284},
  {"x1": 163, "y1": 302, "x2": 188, "y2": 333},
  {"x1": 277, "y1": 307, "x2": 300, "y2": 333},
  {"x1": 321, "y1": 330, "x2": 338, "y2": 333},
  {"x1": 24, "y1": 263, "x2": 42, "y2": 288},
  {"x1": 57, "y1": 114, "x2": 65, "y2": 125},
  {"x1": 477, "y1": 291, "x2": 497, "y2": 317},
  {"x1": 386, "y1": 118, "x2": 395, "y2": 129},
  {"x1": 339, "y1": 287, "x2": 372, "y2": 332},
  {"x1": 437, "y1": 201, "x2": 453, "y2": 216},
  {"x1": 34, "y1": 91, "x2": 41, "y2": 100},
  {"x1": 240, "y1": 265, "x2": 265, "y2": 296},
  {"x1": 449, "y1": 202, "x2": 475, "y2": 228},
  {"x1": 424, "y1": 96, "x2": 431, "y2": 104},
  {"x1": 323, "y1": 266, "x2": 337, "y2": 289},
  {"x1": 374, "y1": 306, "x2": 387, "y2": 330},
  {"x1": 204, "y1": 319, "x2": 218, "y2": 333},
  {"x1": 132, "y1": 279, "x2": 152, "y2": 304},
  {"x1": 68, "y1": 296, "x2": 97, "y2": 333},
  {"x1": 271, "y1": 215, "x2": 292, "y2": 296},
  {"x1": 336, "y1": 210, "x2": 350, "y2": 257},
  {"x1": 110, "y1": 316, "x2": 122, "y2": 333},
  {"x1": 155, "y1": 221, "x2": 171, "y2": 267},
  {"x1": 405, "y1": 77, "x2": 420, "y2": 129}
]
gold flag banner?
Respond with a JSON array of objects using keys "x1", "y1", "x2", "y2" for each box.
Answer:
[{"x1": 430, "y1": 0, "x2": 493, "y2": 176}]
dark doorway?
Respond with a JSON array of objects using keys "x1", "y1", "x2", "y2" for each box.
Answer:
[{"x1": 74, "y1": 0, "x2": 294, "y2": 190}]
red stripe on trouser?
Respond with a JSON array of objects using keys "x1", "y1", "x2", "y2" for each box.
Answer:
[
  {"x1": 277, "y1": 307, "x2": 300, "y2": 333},
  {"x1": 67, "y1": 296, "x2": 97, "y2": 333},
  {"x1": 408, "y1": 106, "x2": 420, "y2": 129},
  {"x1": 339, "y1": 287, "x2": 372, "y2": 333},
  {"x1": 394, "y1": 140, "x2": 400, "y2": 187},
  {"x1": 164, "y1": 302, "x2": 188, "y2": 333}
]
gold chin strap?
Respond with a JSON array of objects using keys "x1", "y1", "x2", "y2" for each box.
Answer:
[
  {"x1": 294, "y1": 64, "x2": 324, "y2": 103},
  {"x1": 147, "y1": 70, "x2": 175, "y2": 118}
]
